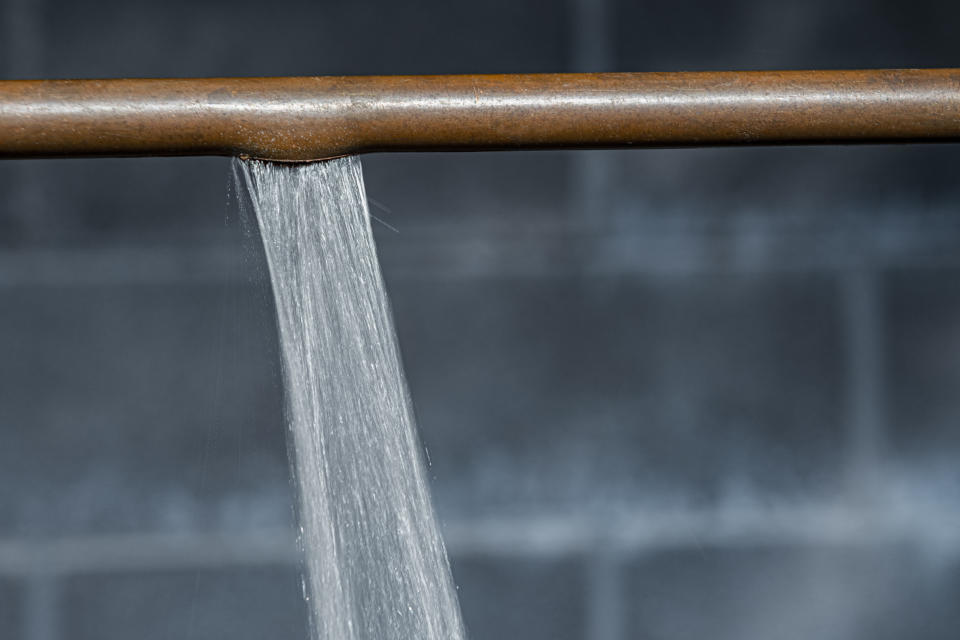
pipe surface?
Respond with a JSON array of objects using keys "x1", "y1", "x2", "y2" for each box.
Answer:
[{"x1": 0, "y1": 69, "x2": 959, "y2": 161}]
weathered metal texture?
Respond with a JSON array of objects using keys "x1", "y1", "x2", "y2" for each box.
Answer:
[{"x1": 0, "y1": 69, "x2": 959, "y2": 161}]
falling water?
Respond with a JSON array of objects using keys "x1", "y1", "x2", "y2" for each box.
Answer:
[{"x1": 235, "y1": 157, "x2": 466, "y2": 640}]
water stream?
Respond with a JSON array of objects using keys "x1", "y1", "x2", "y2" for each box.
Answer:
[{"x1": 235, "y1": 156, "x2": 465, "y2": 640}]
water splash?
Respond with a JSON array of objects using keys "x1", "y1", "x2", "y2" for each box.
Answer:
[{"x1": 235, "y1": 157, "x2": 465, "y2": 640}]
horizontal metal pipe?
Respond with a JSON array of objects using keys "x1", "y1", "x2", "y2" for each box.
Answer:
[{"x1": 1, "y1": 69, "x2": 959, "y2": 161}]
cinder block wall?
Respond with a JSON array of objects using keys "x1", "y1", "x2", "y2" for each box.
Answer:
[{"x1": 2, "y1": 1, "x2": 960, "y2": 638}]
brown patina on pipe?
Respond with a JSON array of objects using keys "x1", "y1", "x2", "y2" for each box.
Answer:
[{"x1": 0, "y1": 69, "x2": 959, "y2": 161}]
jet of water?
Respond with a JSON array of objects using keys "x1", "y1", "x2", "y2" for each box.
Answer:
[{"x1": 235, "y1": 156, "x2": 466, "y2": 640}]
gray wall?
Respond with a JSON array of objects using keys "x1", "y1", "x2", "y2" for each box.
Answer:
[{"x1": 2, "y1": 0, "x2": 960, "y2": 638}]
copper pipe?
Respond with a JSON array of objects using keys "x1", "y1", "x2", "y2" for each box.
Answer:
[{"x1": 1, "y1": 69, "x2": 959, "y2": 162}]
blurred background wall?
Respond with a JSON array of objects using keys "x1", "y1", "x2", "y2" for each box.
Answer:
[{"x1": 2, "y1": 0, "x2": 960, "y2": 638}]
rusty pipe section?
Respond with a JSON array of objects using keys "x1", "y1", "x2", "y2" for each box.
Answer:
[{"x1": 1, "y1": 69, "x2": 959, "y2": 161}]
